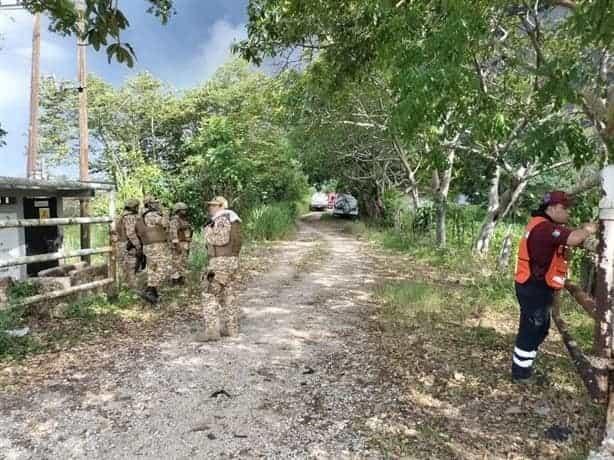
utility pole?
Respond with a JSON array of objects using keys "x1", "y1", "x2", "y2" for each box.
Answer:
[
  {"x1": 76, "y1": 0, "x2": 90, "y2": 262},
  {"x1": 26, "y1": 12, "x2": 41, "y2": 178},
  {"x1": 591, "y1": 165, "x2": 614, "y2": 458}
]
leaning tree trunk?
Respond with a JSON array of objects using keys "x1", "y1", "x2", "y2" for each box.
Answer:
[
  {"x1": 393, "y1": 136, "x2": 420, "y2": 209},
  {"x1": 474, "y1": 165, "x2": 531, "y2": 255},
  {"x1": 590, "y1": 165, "x2": 614, "y2": 459},
  {"x1": 408, "y1": 186, "x2": 420, "y2": 210},
  {"x1": 497, "y1": 226, "x2": 514, "y2": 271},
  {"x1": 474, "y1": 165, "x2": 501, "y2": 254},
  {"x1": 434, "y1": 150, "x2": 455, "y2": 248}
]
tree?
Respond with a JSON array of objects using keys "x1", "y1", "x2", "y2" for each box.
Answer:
[
  {"x1": 39, "y1": 72, "x2": 182, "y2": 202},
  {"x1": 177, "y1": 59, "x2": 307, "y2": 225},
  {"x1": 22, "y1": 0, "x2": 174, "y2": 66},
  {"x1": 38, "y1": 59, "x2": 307, "y2": 223},
  {"x1": 284, "y1": 63, "x2": 426, "y2": 217}
]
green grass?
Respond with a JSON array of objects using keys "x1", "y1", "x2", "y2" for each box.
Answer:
[
  {"x1": 341, "y1": 220, "x2": 367, "y2": 236},
  {"x1": 62, "y1": 290, "x2": 136, "y2": 320},
  {"x1": 63, "y1": 224, "x2": 109, "y2": 264},
  {"x1": 367, "y1": 217, "x2": 595, "y2": 349},
  {"x1": 0, "y1": 288, "x2": 144, "y2": 361},
  {"x1": 6, "y1": 280, "x2": 40, "y2": 302},
  {"x1": 245, "y1": 201, "x2": 299, "y2": 241},
  {"x1": 376, "y1": 281, "x2": 450, "y2": 325},
  {"x1": 187, "y1": 230, "x2": 208, "y2": 274}
]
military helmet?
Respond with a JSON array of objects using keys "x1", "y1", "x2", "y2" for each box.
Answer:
[
  {"x1": 124, "y1": 198, "x2": 139, "y2": 210},
  {"x1": 207, "y1": 196, "x2": 228, "y2": 209},
  {"x1": 143, "y1": 195, "x2": 160, "y2": 208},
  {"x1": 173, "y1": 202, "x2": 188, "y2": 213}
]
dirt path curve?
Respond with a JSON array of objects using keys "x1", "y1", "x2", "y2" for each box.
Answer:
[{"x1": 2, "y1": 217, "x2": 401, "y2": 459}]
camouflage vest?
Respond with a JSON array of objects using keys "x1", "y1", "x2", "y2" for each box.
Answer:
[
  {"x1": 208, "y1": 221, "x2": 242, "y2": 258},
  {"x1": 175, "y1": 217, "x2": 193, "y2": 242},
  {"x1": 136, "y1": 211, "x2": 168, "y2": 245},
  {"x1": 115, "y1": 212, "x2": 135, "y2": 242}
]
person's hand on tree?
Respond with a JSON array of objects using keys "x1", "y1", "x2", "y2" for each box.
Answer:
[{"x1": 583, "y1": 222, "x2": 598, "y2": 235}]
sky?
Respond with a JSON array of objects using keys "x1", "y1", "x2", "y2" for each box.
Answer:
[{"x1": 0, "y1": 0, "x2": 248, "y2": 177}]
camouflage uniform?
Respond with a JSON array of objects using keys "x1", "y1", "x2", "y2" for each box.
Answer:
[
  {"x1": 202, "y1": 211, "x2": 241, "y2": 340},
  {"x1": 142, "y1": 210, "x2": 170, "y2": 288},
  {"x1": 169, "y1": 212, "x2": 192, "y2": 282},
  {"x1": 117, "y1": 212, "x2": 141, "y2": 289}
]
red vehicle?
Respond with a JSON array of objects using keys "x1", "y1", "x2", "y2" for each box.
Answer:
[{"x1": 327, "y1": 192, "x2": 337, "y2": 209}]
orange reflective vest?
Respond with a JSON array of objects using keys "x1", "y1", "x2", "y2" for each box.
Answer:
[{"x1": 515, "y1": 216, "x2": 569, "y2": 290}]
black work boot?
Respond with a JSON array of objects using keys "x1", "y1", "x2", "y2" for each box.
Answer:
[{"x1": 138, "y1": 287, "x2": 158, "y2": 305}]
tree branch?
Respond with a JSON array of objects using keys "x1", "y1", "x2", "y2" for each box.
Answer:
[
  {"x1": 528, "y1": 159, "x2": 572, "y2": 178},
  {"x1": 552, "y1": 293, "x2": 608, "y2": 403}
]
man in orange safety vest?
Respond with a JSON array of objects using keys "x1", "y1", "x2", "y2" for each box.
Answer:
[{"x1": 512, "y1": 191, "x2": 597, "y2": 384}]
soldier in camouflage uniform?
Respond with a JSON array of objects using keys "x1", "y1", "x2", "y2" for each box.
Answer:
[
  {"x1": 115, "y1": 198, "x2": 142, "y2": 289},
  {"x1": 201, "y1": 196, "x2": 242, "y2": 341},
  {"x1": 135, "y1": 196, "x2": 170, "y2": 304},
  {"x1": 169, "y1": 202, "x2": 193, "y2": 286}
]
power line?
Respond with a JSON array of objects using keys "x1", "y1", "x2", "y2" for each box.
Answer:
[{"x1": 0, "y1": 1, "x2": 25, "y2": 11}]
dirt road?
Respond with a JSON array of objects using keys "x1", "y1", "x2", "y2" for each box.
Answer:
[{"x1": 1, "y1": 217, "x2": 401, "y2": 459}]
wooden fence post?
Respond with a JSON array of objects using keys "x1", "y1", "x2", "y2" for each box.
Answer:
[{"x1": 107, "y1": 190, "x2": 118, "y2": 300}]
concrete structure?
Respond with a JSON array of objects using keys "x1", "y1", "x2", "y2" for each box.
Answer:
[{"x1": 0, "y1": 176, "x2": 113, "y2": 281}]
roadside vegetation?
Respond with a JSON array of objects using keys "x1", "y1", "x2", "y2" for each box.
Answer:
[{"x1": 359, "y1": 208, "x2": 604, "y2": 458}]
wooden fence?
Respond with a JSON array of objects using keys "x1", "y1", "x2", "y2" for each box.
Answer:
[{"x1": 0, "y1": 181, "x2": 118, "y2": 308}]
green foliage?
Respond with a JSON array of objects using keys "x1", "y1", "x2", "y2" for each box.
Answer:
[
  {"x1": 187, "y1": 231, "x2": 208, "y2": 273},
  {"x1": 39, "y1": 60, "x2": 308, "y2": 226},
  {"x1": 245, "y1": 202, "x2": 299, "y2": 241},
  {"x1": 0, "y1": 306, "x2": 40, "y2": 360},
  {"x1": 6, "y1": 281, "x2": 40, "y2": 302},
  {"x1": 63, "y1": 292, "x2": 133, "y2": 319},
  {"x1": 172, "y1": 60, "x2": 308, "y2": 225}
]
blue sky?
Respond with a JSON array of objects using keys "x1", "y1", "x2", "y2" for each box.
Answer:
[{"x1": 0, "y1": 0, "x2": 248, "y2": 177}]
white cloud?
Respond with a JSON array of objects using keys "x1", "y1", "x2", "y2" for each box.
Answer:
[
  {"x1": 0, "y1": 10, "x2": 31, "y2": 36},
  {"x1": 0, "y1": 12, "x2": 66, "y2": 107},
  {"x1": 13, "y1": 40, "x2": 69, "y2": 62},
  {"x1": 0, "y1": 67, "x2": 28, "y2": 106},
  {"x1": 193, "y1": 20, "x2": 247, "y2": 81}
]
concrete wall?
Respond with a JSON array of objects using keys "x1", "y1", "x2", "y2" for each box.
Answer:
[{"x1": 0, "y1": 194, "x2": 26, "y2": 280}]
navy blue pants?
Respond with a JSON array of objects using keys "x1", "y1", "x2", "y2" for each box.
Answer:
[{"x1": 512, "y1": 280, "x2": 554, "y2": 379}]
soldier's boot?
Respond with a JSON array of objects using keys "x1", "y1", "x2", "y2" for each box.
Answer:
[
  {"x1": 221, "y1": 300, "x2": 240, "y2": 337},
  {"x1": 201, "y1": 293, "x2": 221, "y2": 341},
  {"x1": 151, "y1": 287, "x2": 160, "y2": 303},
  {"x1": 138, "y1": 286, "x2": 158, "y2": 305},
  {"x1": 199, "y1": 318, "x2": 221, "y2": 342},
  {"x1": 223, "y1": 317, "x2": 240, "y2": 337},
  {"x1": 171, "y1": 276, "x2": 185, "y2": 286}
]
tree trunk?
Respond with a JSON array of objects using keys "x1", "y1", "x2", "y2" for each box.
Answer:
[
  {"x1": 497, "y1": 227, "x2": 513, "y2": 271},
  {"x1": 408, "y1": 186, "x2": 420, "y2": 210},
  {"x1": 434, "y1": 150, "x2": 455, "y2": 248},
  {"x1": 474, "y1": 165, "x2": 501, "y2": 254},
  {"x1": 393, "y1": 136, "x2": 420, "y2": 209},
  {"x1": 474, "y1": 165, "x2": 531, "y2": 255},
  {"x1": 589, "y1": 165, "x2": 614, "y2": 459}
]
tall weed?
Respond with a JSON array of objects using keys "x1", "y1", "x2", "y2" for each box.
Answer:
[{"x1": 245, "y1": 202, "x2": 298, "y2": 241}]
